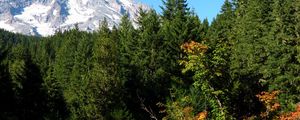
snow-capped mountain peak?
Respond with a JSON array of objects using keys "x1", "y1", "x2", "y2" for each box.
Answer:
[{"x1": 0, "y1": 0, "x2": 148, "y2": 36}]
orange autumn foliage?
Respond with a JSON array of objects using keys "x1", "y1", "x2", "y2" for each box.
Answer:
[
  {"x1": 279, "y1": 104, "x2": 300, "y2": 120},
  {"x1": 196, "y1": 110, "x2": 208, "y2": 120},
  {"x1": 256, "y1": 90, "x2": 281, "y2": 118},
  {"x1": 182, "y1": 107, "x2": 194, "y2": 120},
  {"x1": 180, "y1": 41, "x2": 208, "y2": 54}
]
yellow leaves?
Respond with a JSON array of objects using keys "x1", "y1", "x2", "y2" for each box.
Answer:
[
  {"x1": 182, "y1": 107, "x2": 208, "y2": 120},
  {"x1": 161, "y1": 98, "x2": 209, "y2": 120},
  {"x1": 256, "y1": 91, "x2": 280, "y2": 107},
  {"x1": 180, "y1": 41, "x2": 208, "y2": 73},
  {"x1": 196, "y1": 110, "x2": 208, "y2": 120},
  {"x1": 183, "y1": 106, "x2": 194, "y2": 120},
  {"x1": 215, "y1": 71, "x2": 222, "y2": 77},
  {"x1": 179, "y1": 60, "x2": 189, "y2": 66},
  {"x1": 181, "y1": 41, "x2": 208, "y2": 55},
  {"x1": 211, "y1": 90, "x2": 224, "y2": 96}
]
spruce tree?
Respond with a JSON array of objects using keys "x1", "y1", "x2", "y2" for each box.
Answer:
[
  {"x1": 52, "y1": 29, "x2": 90, "y2": 119},
  {"x1": 132, "y1": 9, "x2": 167, "y2": 119},
  {"x1": 199, "y1": 0, "x2": 236, "y2": 117},
  {"x1": 161, "y1": 0, "x2": 176, "y2": 20},
  {"x1": 91, "y1": 19, "x2": 131, "y2": 119},
  {"x1": 263, "y1": 0, "x2": 300, "y2": 112},
  {"x1": 0, "y1": 38, "x2": 15, "y2": 119},
  {"x1": 118, "y1": 13, "x2": 137, "y2": 82},
  {"x1": 230, "y1": 0, "x2": 274, "y2": 117},
  {"x1": 8, "y1": 44, "x2": 48, "y2": 119},
  {"x1": 159, "y1": 0, "x2": 195, "y2": 82}
]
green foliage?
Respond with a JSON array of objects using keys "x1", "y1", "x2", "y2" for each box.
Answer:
[
  {"x1": 0, "y1": 0, "x2": 299, "y2": 119},
  {"x1": 109, "y1": 109, "x2": 133, "y2": 120},
  {"x1": 264, "y1": 0, "x2": 300, "y2": 112},
  {"x1": 229, "y1": 0, "x2": 274, "y2": 117}
]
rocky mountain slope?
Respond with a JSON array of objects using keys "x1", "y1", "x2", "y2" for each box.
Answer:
[{"x1": 0, "y1": 0, "x2": 148, "y2": 36}]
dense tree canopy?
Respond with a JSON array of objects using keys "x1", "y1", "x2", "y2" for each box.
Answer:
[{"x1": 0, "y1": 0, "x2": 299, "y2": 119}]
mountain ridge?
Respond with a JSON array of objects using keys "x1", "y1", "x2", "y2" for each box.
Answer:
[{"x1": 0, "y1": 0, "x2": 148, "y2": 36}]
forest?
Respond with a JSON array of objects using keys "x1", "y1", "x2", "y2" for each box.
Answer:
[{"x1": 0, "y1": 0, "x2": 300, "y2": 119}]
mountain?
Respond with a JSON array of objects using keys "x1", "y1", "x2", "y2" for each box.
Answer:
[{"x1": 0, "y1": 0, "x2": 148, "y2": 36}]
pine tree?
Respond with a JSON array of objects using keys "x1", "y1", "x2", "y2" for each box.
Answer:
[
  {"x1": 135, "y1": 9, "x2": 162, "y2": 85},
  {"x1": 196, "y1": 0, "x2": 236, "y2": 118},
  {"x1": 197, "y1": 18, "x2": 209, "y2": 43},
  {"x1": 118, "y1": 14, "x2": 137, "y2": 81},
  {"x1": 53, "y1": 29, "x2": 88, "y2": 119},
  {"x1": 263, "y1": 0, "x2": 300, "y2": 112},
  {"x1": 90, "y1": 19, "x2": 131, "y2": 119},
  {"x1": 8, "y1": 44, "x2": 48, "y2": 119},
  {"x1": 161, "y1": 0, "x2": 176, "y2": 20},
  {"x1": 0, "y1": 38, "x2": 15, "y2": 119},
  {"x1": 130, "y1": 9, "x2": 167, "y2": 119},
  {"x1": 230, "y1": 0, "x2": 274, "y2": 117},
  {"x1": 159, "y1": 0, "x2": 195, "y2": 81}
]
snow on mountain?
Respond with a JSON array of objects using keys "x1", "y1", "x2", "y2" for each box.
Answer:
[{"x1": 0, "y1": 0, "x2": 148, "y2": 36}]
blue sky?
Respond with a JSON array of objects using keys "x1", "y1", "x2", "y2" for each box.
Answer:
[{"x1": 140, "y1": 0, "x2": 225, "y2": 23}]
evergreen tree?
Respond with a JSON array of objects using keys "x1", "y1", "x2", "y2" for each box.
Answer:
[
  {"x1": 8, "y1": 44, "x2": 48, "y2": 119},
  {"x1": 198, "y1": 0, "x2": 237, "y2": 118},
  {"x1": 1, "y1": 1, "x2": 300, "y2": 119},
  {"x1": 118, "y1": 13, "x2": 137, "y2": 82},
  {"x1": 161, "y1": 0, "x2": 176, "y2": 20},
  {"x1": 262, "y1": 0, "x2": 300, "y2": 112},
  {"x1": 159, "y1": 0, "x2": 196, "y2": 84},
  {"x1": 0, "y1": 38, "x2": 15, "y2": 119},
  {"x1": 230, "y1": 0, "x2": 274, "y2": 117},
  {"x1": 196, "y1": 18, "x2": 209, "y2": 43},
  {"x1": 91, "y1": 19, "x2": 131, "y2": 119},
  {"x1": 53, "y1": 29, "x2": 89, "y2": 119},
  {"x1": 128, "y1": 9, "x2": 168, "y2": 119}
]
